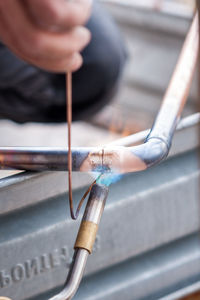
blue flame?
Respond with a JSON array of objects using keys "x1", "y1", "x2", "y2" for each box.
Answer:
[
  {"x1": 91, "y1": 165, "x2": 123, "y2": 187},
  {"x1": 96, "y1": 173, "x2": 122, "y2": 187}
]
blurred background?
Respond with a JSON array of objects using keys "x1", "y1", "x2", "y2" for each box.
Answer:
[{"x1": 0, "y1": 1, "x2": 200, "y2": 300}]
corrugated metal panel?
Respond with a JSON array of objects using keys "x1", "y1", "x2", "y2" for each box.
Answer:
[{"x1": 0, "y1": 149, "x2": 199, "y2": 300}]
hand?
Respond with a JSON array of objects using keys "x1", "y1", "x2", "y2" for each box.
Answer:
[{"x1": 0, "y1": 0, "x2": 92, "y2": 72}]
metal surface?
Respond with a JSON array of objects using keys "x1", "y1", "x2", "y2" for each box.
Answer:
[
  {"x1": 148, "y1": 13, "x2": 198, "y2": 145},
  {"x1": 160, "y1": 281, "x2": 200, "y2": 300},
  {"x1": 48, "y1": 184, "x2": 108, "y2": 300},
  {"x1": 0, "y1": 171, "x2": 93, "y2": 216},
  {"x1": 80, "y1": 185, "x2": 108, "y2": 225},
  {"x1": 72, "y1": 234, "x2": 200, "y2": 300},
  {"x1": 49, "y1": 250, "x2": 89, "y2": 300},
  {"x1": 75, "y1": 184, "x2": 108, "y2": 253},
  {"x1": 0, "y1": 149, "x2": 200, "y2": 300}
]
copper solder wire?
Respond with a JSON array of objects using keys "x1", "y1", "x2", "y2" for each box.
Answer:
[
  {"x1": 66, "y1": 71, "x2": 75, "y2": 219},
  {"x1": 66, "y1": 72, "x2": 101, "y2": 220}
]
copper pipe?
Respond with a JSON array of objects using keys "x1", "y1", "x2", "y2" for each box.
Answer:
[{"x1": 0, "y1": 14, "x2": 198, "y2": 174}]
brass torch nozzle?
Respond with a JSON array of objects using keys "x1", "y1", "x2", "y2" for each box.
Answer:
[{"x1": 74, "y1": 184, "x2": 108, "y2": 254}]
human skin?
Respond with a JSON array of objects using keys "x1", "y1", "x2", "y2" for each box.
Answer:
[{"x1": 0, "y1": 0, "x2": 92, "y2": 72}]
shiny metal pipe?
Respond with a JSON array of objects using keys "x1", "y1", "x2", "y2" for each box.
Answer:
[
  {"x1": 0, "y1": 110, "x2": 199, "y2": 173},
  {"x1": 49, "y1": 249, "x2": 89, "y2": 300},
  {"x1": 81, "y1": 183, "x2": 108, "y2": 224},
  {"x1": 0, "y1": 14, "x2": 198, "y2": 174},
  {"x1": 49, "y1": 184, "x2": 109, "y2": 300},
  {"x1": 148, "y1": 13, "x2": 198, "y2": 147}
]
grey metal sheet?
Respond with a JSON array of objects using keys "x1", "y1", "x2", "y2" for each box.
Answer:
[
  {"x1": 0, "y1": 150, "x2": 199, "y2": 300},
  {"x1": 73, "y1": 234, "x2": 200, "y2": 300},
  {"x1": 0, "y1": 172, "x2": 93, "y2": 216},
  {"x1": 160, "y1": 281, "x2": 200, "y2": 300},
  {"x1": 30, "y1": 235, "x2": 200, "y2": 300}
]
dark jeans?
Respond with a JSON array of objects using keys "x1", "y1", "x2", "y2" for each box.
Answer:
[{"x1": 0, "y1": 3, "x2": 126, "y2": 123}]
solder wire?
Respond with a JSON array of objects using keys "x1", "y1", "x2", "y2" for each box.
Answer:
[
  {"x1": 66, "y1": 72, "x2": 101, "y2": 220},
  {"x1": 66, "y1": 71, "x2": 74, "y2": 218}
]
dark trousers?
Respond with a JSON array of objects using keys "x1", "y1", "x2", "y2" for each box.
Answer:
[{"x1": 0, "y1": 3, "x2": 126, "y2": 123}]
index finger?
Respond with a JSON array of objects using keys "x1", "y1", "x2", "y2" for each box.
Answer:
[{"x1": 25, "y1": 0, "x2": 92, "y2": 31}]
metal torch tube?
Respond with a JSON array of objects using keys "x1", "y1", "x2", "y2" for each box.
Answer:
[
  {"x1": 49, "y1": 249, "x2": 89, "y2": 300},
  {"x1": 49, "y1": 184, "x2": 109, "y2": 300},
  {"x1": 147, "y1": 13, "x2": 199, "y2": 147},
  {"x1": 0, "y1": 14, "x2": 198, "y2": 174}
]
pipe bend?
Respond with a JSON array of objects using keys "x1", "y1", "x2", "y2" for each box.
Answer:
[
  {"x1": 131, "y1": 137, "x2": 169, "y2": 170},
  {"x1": 99, "y1": 137, "x2": 169, "y2": 174}
]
